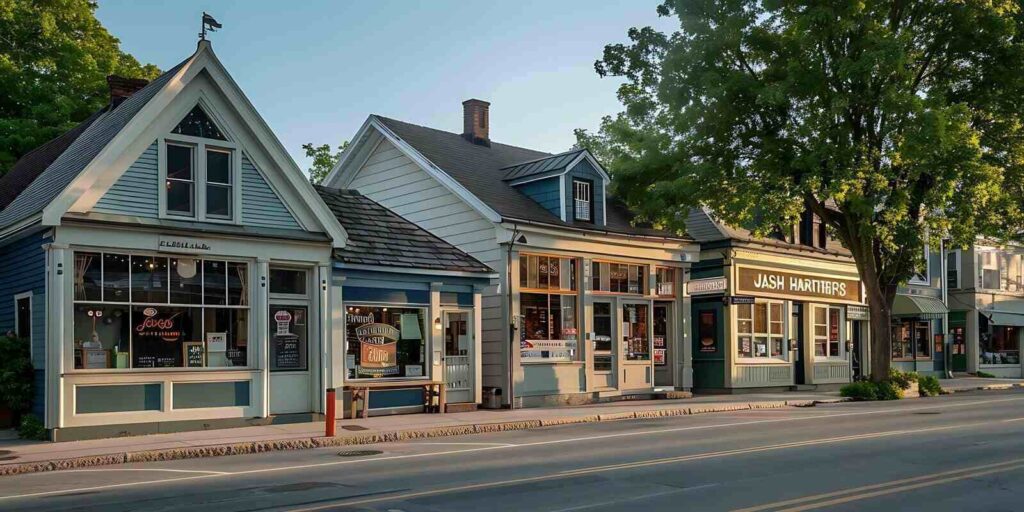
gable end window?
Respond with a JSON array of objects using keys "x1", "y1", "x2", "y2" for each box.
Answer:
[
  {"x1": 573, "y1": 179, "x2": 592, "y2": 222},
  {"x1": 162, "y1": 105, "x2": 238, "y2": 222}
]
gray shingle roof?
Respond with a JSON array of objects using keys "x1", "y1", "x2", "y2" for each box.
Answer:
[
  {"x1": 502, "y1": 149, "x2": 585, "y2": 181},
  {"x1": 373, "y1": 116, "x2": 688, "y2": 240},
  {"x1": 686, "y1": 207, "x2": 851, "y2": 256},
  {"x1": 0, "y1": 59, "x2": 188, "y2": 231},
  {"x1": 315, "y1": 185, "x2": 494, "y2": 274}
]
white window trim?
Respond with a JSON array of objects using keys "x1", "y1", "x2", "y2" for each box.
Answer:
[
  {"x1": 812, "y1": 305, "x2": 846, "y2": 361},
  {"x1": 343, "y1": 303, "x2": 431, "y2": 381},
  {"x1": 573, "y1": 179, "x2": 592, "y2": 222},
  {"x1": 13, "y1": 291, "x2": 32, "y2": 358},
  {"x1": 735, "y1": 299, "x2": 788, "y2": 363},
  {"x1": 157, "y1": 102, "x2": 242, "y2": 225},
  {"x1": 909, "y1": 245, "x2": 931, "y2": 285}
]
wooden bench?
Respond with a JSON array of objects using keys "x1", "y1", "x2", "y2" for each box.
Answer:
[{"x1": 346, "y1": 381, "x2": 446, "y2": 419}]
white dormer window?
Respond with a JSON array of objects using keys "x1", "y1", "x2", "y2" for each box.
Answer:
[
  {"x1": 161, "y1": 105, "x2": 239, "y2": 222},
  {"x1": 573, "y1": 179, "x2": 592, "y2": 222}
]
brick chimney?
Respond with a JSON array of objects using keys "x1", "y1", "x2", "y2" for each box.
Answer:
[
  {"x1": 462, "y1": 99, "x2": 490, "y2": 146},
  {"x1": 107, "y1": 75, "x2": 150, "y2": 106}
]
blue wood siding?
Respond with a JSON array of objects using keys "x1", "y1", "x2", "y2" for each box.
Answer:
[
  {"x1": 93, "y1": 142, "x2": 159, "y2": 218},
  {"x1": 565, "y1": 159, "x2": 605, "y2": 225},
  {"x1": 0, "y1": 231, "x2": 49, "y2": 419},
  {"x1": 515, "y1": 177, "x2": 561, "y2": 218},
  {"x1": 241, "y1": 155, "x2": 301, "y2": 229}
]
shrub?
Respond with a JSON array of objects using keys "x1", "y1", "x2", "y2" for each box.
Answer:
[
  {"x1": 875, "y1": 381, "x2": 904, "y2": 400},
  {"x1": 840, "y1": 381, "x2": 878, "y2": 401},
  {"x1": 918, "y1": 375, "x2": 943, "y2": 397},
  {"x1": 0, "y1": 335, "x2": 33, "y2": 416},
  {"x1": 17, "y1": 414, "x2": 46, "y2": 441},
  {"x1": 888, "y1": 368, "x2": 918, "y2": 390}
]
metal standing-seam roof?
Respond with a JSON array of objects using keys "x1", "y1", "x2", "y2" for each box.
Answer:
[
  {"x1": 315, "y1": 185, "x2": 494, "y2": 274},
  {"x1": 501, "y1": 148, "x2": 585, "y2": 181},
  {"x1": 0, "y1": 59, "x2": 188, "y2": 231}
]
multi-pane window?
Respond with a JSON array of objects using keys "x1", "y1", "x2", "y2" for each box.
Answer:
[
  {"x1": 592, "y1": 261, "x2": 647, "y2": 294},
  {"x1": 165, "y1": 105, "x2": 235, "y2": 221},
  {"x1": 813, "y1": 306, "x2": 843, "y2": 358},
  {"x1": 891, "y1": 320, "x2": 930, "y2": 360},
  {"x1": 519, "y1": 254, "x2": 578, "y2": 362},
  {"x1": 656, "y1": 267, "x2": 676, "y2": 297},
  {"x1": 573, "y1": 179, "x2": 592, "y2": 222},
  {"x1": 976, "y1": 250, "x2": 1024, "y2": 291},
  {"x1": 736, "y1": 301, "x2": 784, "y2": 359},
  {"x1": 73, "y1": 251, "x2": 249, "y2": 370}
]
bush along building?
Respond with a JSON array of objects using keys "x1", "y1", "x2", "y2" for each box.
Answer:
[
  {"x1": 326, "y1": 100, "x2": 700, "y2": 407},
  {"x1": 946, "y1": 241, "x2": 1024, "y2": 377},
  {"x1": 684, "y1": 209, "x2": 870, "y2": 391}
]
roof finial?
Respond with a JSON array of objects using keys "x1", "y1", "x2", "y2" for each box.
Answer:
[{"x1": 199, "y1": 12, "x2": 222, "y2": 42}]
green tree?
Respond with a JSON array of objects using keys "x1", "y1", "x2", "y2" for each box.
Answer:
[
  {"x1": 302, "y1": 141, "x2": 349, "y2": 185},
  {"x1": 0, "y1": 0, "x2": 160, "y2": 176},
  {"x1": 585, "y1": 1, "x2": 1024, "y2": 381}
]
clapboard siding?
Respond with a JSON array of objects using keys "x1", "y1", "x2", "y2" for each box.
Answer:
[
  {"x1": 516, "y1": 177, "x2": 561, "y2": 218},
  {"x1": 565, "y1": 159, "x2": 605, "y2": 226},
  {"x1": 93, "y1": 142, "x2": 159, "y2": 218},
  {"x1": 348, "y1": 139, "x2": 508, "y2": 389},
  {"x1": 0, "y1": 230, "x2": 49, "y2": 419},
  {"x1": 241, "y1": 155, "x2": 301, "y2": 229}
]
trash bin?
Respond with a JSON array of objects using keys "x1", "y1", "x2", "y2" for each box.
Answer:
[{"x1": 482, "y1": 386, "x2": 503, "y2": 409}]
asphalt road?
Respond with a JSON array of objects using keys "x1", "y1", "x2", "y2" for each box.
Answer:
[{"x1": 3, "y1": 390, "x2": 1024, "y2": 511}]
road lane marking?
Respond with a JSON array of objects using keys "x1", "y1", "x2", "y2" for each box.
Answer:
[
  {"x1": 410, "y1": 442, "x2": 517, "y2": 447},
  {"x1": 283, "y1": 417, "x2": 1024, "y2": 511},
  {"x1": 545, "y1": 488, "x2": 689, "y2": 512},
  {"x1": 4, "y1": 396, "x2": 1024, "y2": 502},
  {"x1": 748, "y1": 461, "x2": 1024, "y2": 512},
  {"x1": 731, "y1": 457, "x2": 1024, "y2": 512},
  {"x1": 53, "y1": 468, "x2": 231, "y2": 475}
]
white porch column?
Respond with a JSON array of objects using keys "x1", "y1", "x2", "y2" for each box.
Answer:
[
  {"x1": 44, "y1": 243, "x2": 70, "y2": 429},
  {"x1": 317, "y1": 263, "x2": 331, "y2": 413},
  {"x1": 256, "y1": 258, "x2": 270, "y2": 418},
  {"x1": 430, "y1": 282, "x2": 443, "y2": 383},
  {"x1": 330, "y1": 274, "x2": 345, "y2": 390},
  {"x1": 473, "y1": 284, "x2": 484, "y2": 404},
  {"x1": 680, "y1": 269, "x2": 693, "y2": 389}
]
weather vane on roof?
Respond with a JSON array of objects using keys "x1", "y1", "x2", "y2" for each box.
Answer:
[{"x1": 199, "y1": 12, "x2": 222, "y2": 41}]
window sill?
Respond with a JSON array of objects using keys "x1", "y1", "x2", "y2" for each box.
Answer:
[
  {"x1": 813, "y1": 358, "x2": 849, "y2": 363},
  {"x1": 522, "y1": 361, "x2": 584, "y2": 366},
  {"x1": 980, "y1": 364, "x2": 1021, "y2": 368},
  {"x1": 64, "y1": 367, "x2": 257, "y2": 375},
  {"x1": 735, "y1": 358, "x2": 789, "y2": 365}
]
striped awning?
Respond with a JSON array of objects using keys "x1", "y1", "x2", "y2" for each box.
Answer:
[{"x1": 892, "y1": 294, "x2": 948, "y2": 319}]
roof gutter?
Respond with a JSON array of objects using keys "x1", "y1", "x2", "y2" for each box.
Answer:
[
  {"x1": 500, "y1": 216, "x2": 694, "y2": 244},
  {"x1": 332, "y1": 261, "x2": 498, "y2": 280}
]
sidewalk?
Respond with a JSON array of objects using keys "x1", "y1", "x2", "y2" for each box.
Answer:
[{"x1": 0, "y1": 377, "x2": 1018, "y2": 476}]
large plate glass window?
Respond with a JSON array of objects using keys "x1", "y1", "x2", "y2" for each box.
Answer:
[
  {"x1": 345, "y1": 306, "x2": 427, "y2": 379},
  {"x1": 891, "y1": 320, "x2": 930, "y2": 360},
  {"x1": 519, "y1": 254, "x2": 578, "y2": 362},
  {"x1": 622, "y1": 303, "x2": 650, "y2": 361},
  {"x1": 736, "y1": 301, "x2": 785, "y2": 359},
  {"x1": 592, "y1": 302, "x2": 613, "y2": 371},
  {"x1": 72, "y1": 251, "x2": 249, "y2": 370}
]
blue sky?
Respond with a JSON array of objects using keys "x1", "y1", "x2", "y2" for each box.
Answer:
[{"x1": 95, "y1": 1, "x2": 676, "y2": 173}]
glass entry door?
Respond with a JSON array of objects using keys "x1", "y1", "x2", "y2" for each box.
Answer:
[
  {"x1": 653, "y1": 302, "x2": 673, "y2": 387},
  {"x1": 621, "y1": 302, "x2": 652, "y2": 390},
  {"x1": 443, "y1": 311, "x2": 473, "y2": 403},
  {"x1": 592, "y1": 301, "x2": 615, "y2": 389}
]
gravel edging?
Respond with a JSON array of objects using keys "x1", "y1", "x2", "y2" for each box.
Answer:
[{"x1": 0, "y1": 398, "x2": 848, "y2": 477}]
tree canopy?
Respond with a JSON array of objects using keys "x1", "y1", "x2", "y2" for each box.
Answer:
[
  {"x1": 581, "y1": 0, "x2": 1024, "y2": 380},
  {"x1": 302, "y1": 141, "x2": 349, "y2": 185},
  {"x1": 0, "y1": 0, "x2": 160, "y2": 176}
]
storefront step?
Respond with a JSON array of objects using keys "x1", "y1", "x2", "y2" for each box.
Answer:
[{"x1": 445, "y1": 402, "x2": 478, "y2": 413}]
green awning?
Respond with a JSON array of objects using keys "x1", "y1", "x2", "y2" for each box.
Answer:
[
  {"x1": 987, "y1": 312, "x2": 1024, "y2": 327},
  {"x1": 892, "y1": 295, "x2": 948, "y2": 318}
]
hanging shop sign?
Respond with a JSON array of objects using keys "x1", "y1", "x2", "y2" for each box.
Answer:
[
  {"x1": 724, "y1": 295, "x2": 756, "y2": 305},
  {"x1": 686, "y1": 277, "x2": 727, "y2": 296},
  {"x1": 736, "y1": 266, "x2": 861, "y2": 302},
  {"x1": 356, "y1": 322, "x2": 400, "y2": 377},
  {"x1": 847, "y1": 305, "x2": 870, "y2": 321}
]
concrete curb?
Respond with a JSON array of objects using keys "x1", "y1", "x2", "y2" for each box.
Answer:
[
  {"x1": 942, "y1": 383, "x2": 1024, "y2": 394},
  {"x1": 0, "y1": 398, "x2": 849, "y2": 477}
]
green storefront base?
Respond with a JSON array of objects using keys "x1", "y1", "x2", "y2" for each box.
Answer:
[{"x1": 949, "y1": 310, "x2": 968, "y2": 372}]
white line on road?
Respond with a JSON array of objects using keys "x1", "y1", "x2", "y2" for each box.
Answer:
[
  {"x1": 545, "y1": 488, "x2": 691, "y2": 512},
  {"x1": 3, "y1": 395, "x2": 1023, "y2": 502},
  {"x1": 54, "y1": 468, "x2": 231, "y2": 475},
  {"x1": 410, "y1": 442, "x2": 517, "y2": 447}
]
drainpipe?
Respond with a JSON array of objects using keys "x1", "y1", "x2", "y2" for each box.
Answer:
[
  {"x1": 506, "y1": 225, "x2": 527, "y2": 409},
  {"x1": 941, "y1": 239, "x2": 952, "y2": 379}
]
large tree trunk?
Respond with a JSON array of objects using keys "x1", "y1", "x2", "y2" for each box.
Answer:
[{"x1": 863, "y1": 275, "x2": 898, "y2": 382}]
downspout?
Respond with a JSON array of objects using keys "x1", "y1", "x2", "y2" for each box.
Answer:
[
  {"x1": 506, "y1": 224, "x2": 523, "y2": 409},
  {"x1": 941, "y1": 239, "x2": 952, "y2": 378}
]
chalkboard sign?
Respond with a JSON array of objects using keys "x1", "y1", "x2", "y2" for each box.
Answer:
[
  {"x1": 272, "y1": 334, "x2": 302, "y2": 370},
  {"x1": 183, "y1": 342, "x2": 205, "y2": 367}
]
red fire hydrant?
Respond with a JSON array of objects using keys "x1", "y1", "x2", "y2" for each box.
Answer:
[{"x1": 325, "y1": 388, "x2": 337, "y2": 437}]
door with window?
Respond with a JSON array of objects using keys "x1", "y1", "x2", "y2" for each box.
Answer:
[
  {"x1": 620, "y1": 302, "x2": 652, "y2": 390},
  {"x1": 653, "y1": 302, "x2": 673, "y2": 387},
  {"x1": 592, "y1": 301, "x2": 615, "y2": 389},
  {"x1": 268, "y1": 268, "x2": 312, "y2": 415},
  {"x1": 443, "y1": 311, "x2": 474, "y2": 404}
]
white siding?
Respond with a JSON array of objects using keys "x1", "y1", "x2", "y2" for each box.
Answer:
[{"x1": 349, "y1": 139, "x2": 507, "y2": 389}]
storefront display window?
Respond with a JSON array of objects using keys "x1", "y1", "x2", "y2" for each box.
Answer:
[
  {"x1": 813, "y1": 306, "x2": 843, "y2": 358},
  {"x1": 520, "y1": 293, "x2": 578, "y2": 362},
  {"x1": 346, "y1": 306, "x2": 426, "y2": 379},
  {"x1": 623, "y1": 303, "x2": 649, "y2": 361},
  {"x1": 72, "y1": 251, "x2": 250, "y2": 370},
  {"x1": 891, "y1": 320, "x2": 929, "y2": 360},
  {"x1": 980, "y1": 325, "x2": 1020, "y2": 365},
  {"x1": 737, "y1": 301, "x2": 784, "y2": 359},
  {"x1": 592, "y1": 261, "x2": 648, "y2": 294}
]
